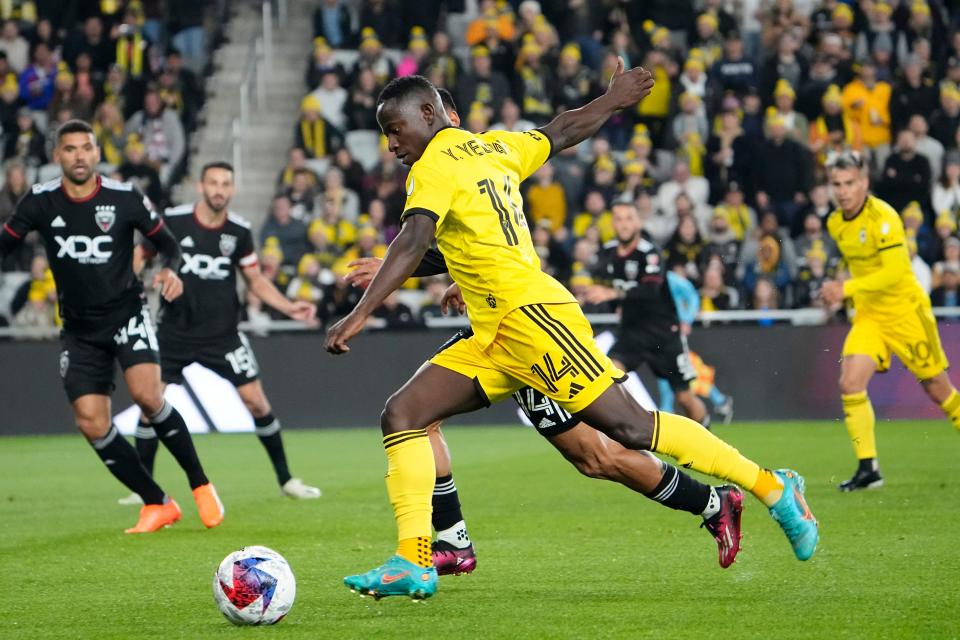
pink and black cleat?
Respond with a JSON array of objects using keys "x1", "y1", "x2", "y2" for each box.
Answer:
[
  {"x1": 431, "y1": 541, "x2": 477, "y2": 576},
  {"x1": 700, "y1": 485, "x2": 744, "y2": 568}
]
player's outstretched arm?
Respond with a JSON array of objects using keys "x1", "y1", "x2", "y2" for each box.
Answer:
[
  {"x1": 325, "y1": 214, "x2": 436, "y2": 354},
  {"x1": 241, "y1": 263, "x2": 317, "y2": 322},
  {"x1": 540, "y1": 57, "x2": 654, "y2": 155}
]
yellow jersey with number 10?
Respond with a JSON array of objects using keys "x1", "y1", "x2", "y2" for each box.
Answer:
[
  {"x1": 402, "y1": 127, "x2": 576, "y2": 347},
  {"x1": 826, "y1": 194, "x2": 927, "y2": 319}
]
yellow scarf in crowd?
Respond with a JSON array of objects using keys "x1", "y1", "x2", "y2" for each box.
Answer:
[
  {"x1": 300, "y1": 119, "x2": 327, "y2": 158},
  {"x1": 116, "y1": 32, "x2": 144, "y2": 77}
]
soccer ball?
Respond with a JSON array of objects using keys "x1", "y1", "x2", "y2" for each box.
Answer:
[{"x1": 213, "y1": 546, "x2": 296, "y2": 625}]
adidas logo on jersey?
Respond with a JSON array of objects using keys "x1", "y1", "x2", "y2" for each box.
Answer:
[
  {"x1": 51, "y1": 215, "x2": 66, "y2": 227},
  {"x1": 180, "y1": 236, "x2": 195, "y2": 248},
  {"x1": 537, "y1": 417, "x2": 556, "y2": 430}
]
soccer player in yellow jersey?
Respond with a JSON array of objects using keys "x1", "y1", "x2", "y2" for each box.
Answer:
[
  {"x1": 821, "y1": 151, "x2": 960, "y2": 491},
  {"x1": 325, "y1": 66, "x2": 819, "y2": 600}
]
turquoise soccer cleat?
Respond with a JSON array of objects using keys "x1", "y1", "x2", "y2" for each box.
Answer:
[
  {"x1": 344, "y1": 555, "x2": 438, "y2": 600},
  {"x1": 768, "y1": 469, "x2": 819, "y2": 561}
]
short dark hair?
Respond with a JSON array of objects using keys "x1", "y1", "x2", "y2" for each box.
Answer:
[
  {"x1": 378, "y1": 74, "x2": 437, "y2": 106},
  {"x1": 56, "y1": 119, "x2": 94, "y2": 141},
  {"x1": 436, "y1": 87, "x2": 457, "y2": 113},
  {"x1": 201, "y1": 161, "x2": 234, "y2": 179},
  {"x1": 826, "y1": 150, "x2": 866, "y2": 172}
]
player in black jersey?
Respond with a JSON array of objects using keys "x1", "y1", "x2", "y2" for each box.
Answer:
[
  {"x1": 126, "y1": 162, "x2": 321, "y2": 501},
  {"x1": 340, "y1": 88, "x2": 744, "y2": 574},
  {"x1": 584, "y1": 200, "x2": 709, "y2": 426},
  {"x1": 0, "y1": 120, "x2": 223, "y2": 533}
]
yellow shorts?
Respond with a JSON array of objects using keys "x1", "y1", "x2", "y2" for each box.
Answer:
[
  {"x1": 430, "y1": 302, "x2": 625, "y2": 413},
  {"x1": 843, "y1": 301, "x2": 949, "y2": 380}
]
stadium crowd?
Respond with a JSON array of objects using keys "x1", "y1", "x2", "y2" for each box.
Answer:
[
  {"x1": 4, "y1": 0, "x2": 960, "y2": 332},
  {"x1": 256, "y1": 0, "x2": 960, "y2": 328},
  {"x1": 0, "y1": 0, "x2": 224, "y2": 330}
]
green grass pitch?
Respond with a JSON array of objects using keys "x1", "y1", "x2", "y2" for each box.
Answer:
[{"x1": 2, "y1": 421, "x2": 958, "y2": 639}]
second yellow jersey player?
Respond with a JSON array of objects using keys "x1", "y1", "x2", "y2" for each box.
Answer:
[{"x1": 823, "y1": 151, "x2": 960, "y2": 492}]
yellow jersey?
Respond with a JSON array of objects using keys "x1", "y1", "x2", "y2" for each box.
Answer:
[
  {"x1": 402, "y1": 127, "x2": 576, "y2": 347},
  {"x1": 826, "y1": 195, "x2": 927, "y2": 319}
]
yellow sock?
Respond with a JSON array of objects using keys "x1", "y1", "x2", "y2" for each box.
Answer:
[
  {"x1": 842, "y1": 391, "x2": 876, "y2": 460},
  {"x1": 652, "y1": 411, "x2": 780, "y2": 503},
  {"x1": 939, "y1": 389, "x2": 960, "y2": 431},
  {"x1": 397, "y1": 536, "x2": 433, "y2": 568},
  {"x1": 383, "y1": 429, "x2": 435, "y2": 567}
]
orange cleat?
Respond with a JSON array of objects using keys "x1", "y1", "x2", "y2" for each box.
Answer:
[
  {"x1": 192, "y1": 483, "x2": 225, "y2": 528},
  {"x1": 125, "y1": 499, "x2": 182, "y2": 534}
]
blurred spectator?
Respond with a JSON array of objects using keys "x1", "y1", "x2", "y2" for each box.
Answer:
[
  {"x1": 672, "y1": 91, "x2": 708, "y2": 148},
  {"x1": 491, "y1": 97, "x2": 535, "y2": 132},
  {"x1": 0, "y1": 159, "x2": 31, "y2": 271},
  {"x1": 276, "y1": 146, "x2": 317, "y2": 192},
  {"x1": 261, "y1": 195, "x2": 310, "y2": 267},
  {"x1": 908, "y1": 114, "x2": 943, "y2": 185},
  {"x1": 554, "y1": 43, "x2": 594, "y2": 112},
  {"x1": 699, "y1": 262, "x2": 738, "y2": 311},
  {"x1": 44, "y1": 105, "x2": 75, "y2": 158},
  {"x1": 347, "y1": 68, "x2": 380, "y2": 130},
  {"x1": 63, "y1": 16, "x2": 113, "y2": 74},
  {"x1": 879, "y1": 129, "x2": 931, "y2": 213},
  {"x1": 458, "y1": 45, "x2": 512, "y2": 118},
  {"x1": 168, "y1": 0, "x2": 208, "y2": 75},
  {"x1": 10, "y1": 254, "x2": 57, "y2": 331},
  {"x1": 769, "y1": 79, "x2": 808, "y2": 143},
  {"x1": 891, "y1": 54, "x2": 938, "y2": 130},
  {"x1": 305, "y1": 37, "x2": 346, "y2": 90},
  {"x1": 332, "y1": 147, "x2": 365, "y2": 196},
  {"x1": 933, "y1": 152, "x2": 960, "y2": 218},
  {"x1": 424, "y1": 30, "x2": 461, "y2": 90},
  {"x1": 352, "y1": 28, "x2": 396, "y2": 86},
  {"x1": 92, "y1": 101, "x2": 128, "y2": 166},
  {"x1": 841, "y1": 59, "x2": 891, "y2": 170},
  {"x1": 513, "y1": 37, "x2": 553, "y2": 126},
  {"x1": 419, "y1": 275, "x2": 454, "y2": 322},
  {"x1": 853, "y1": 1, "x2": 905, "y2": 69},
  {"x1": 706, "y1": 108, "x2": 753, "y2": 198},
  {"x1": 374, "y1": 290, "x2": 421, "y2": 328},
  {"x1": 526, "y1": 162, "x2": 566, "y2": 233},
  {"x1": 664, "y1": 215, "x2": 705, "y2": 283},
  {"x1": 760, "y1": 32, "x2": 807, "y2": 103},
  {"x1": 927, "y1": 211, "x2": 957, "y2": 265},
  {"x1": 657, "y1": 160, "x2": 710, "y2": 218},
  {"x1": 928, "y1": 84, "x2": 960, "y2": 149},
  {"x1": 158, "y1": 49, "x2": 203, "y2": 132},
  {"x1": 321, "y1": 166, "x2": 360, "y2": 224},
  {"x1": 466, "y1": 0, "x2": 515, "y2": 46},
  {"x1": 118, "y1": 136, "x2": 164, "y2": 208},
  {"x1": 930, "y1": 264, "x2": 960, "y2": 310},
  {"x1": 4, "y1": 107, "x2": 46, "y2": 167},
  {"x1": 125, "y1": 87, "x2": 186, "y2": 188},
  {"x1": 755, "y1": 113, "x2": 812, "y2": 228},
  {"x1": 48, "y1": 63, "x2": 93, "y2": 123},
  {"x1": 713, "y1": 183, "x2": 756, "y2": 242},
  {"x1": 285, "y1": 254, "x2": 327, "y2": 310},
  {"x1": 294, "y1": 94, "x2": 344, "y2": 160},
  {"x1": 712, "y1": 32, "x2": 756, "y2": 97},
  {"x1": 113, "y1": 7, "x2": 150, "y2": 80},
  {"x1": 792, "y1": 242, "x2": 831, "y2": 309},
  {"x1": 312, "y1": 0, "x2": 353, "y2": 48},
  {"x1": 635, "y1": 49, "x2": 673, "y2": 148},
  {"x1": 359, "y1": 2, "x2": 404, "y2": 49},
  {"x1": 310, "y1": 69, "x2": 348, "y2": 131},
  {"x1": 750, "y1": 277, "x2": 780, "y2": 324},
  {"x1": 284, "y1": 168, "x2": 319, "y2": 219},
  {"x1": 902, "y1": 200, "x2": 933, "y2": 265},
  {"x1": 0, "y1": 19, "x2": 28, "y2": 73},
  {"x1": 396, "y1": 27, "x2": 431, "y2": 78},
  {"x1": 701, "y1": 208, "x2": 742, "y2": 281},
  {"x1": 18, "y1": 41, "x2": 55, "y2": 112},
  {"x1": 808, "y1": 84, "x2": 858, "y2": 164},
  {"x1": 573, "y1": 189, "x2": 613, "y2": 244},
  {"x1": 932, "y1": 237, "x2": 960, "y2": 290},
  {"x1": 796, "y1": 52, "x2": 841, "y2": 121}
]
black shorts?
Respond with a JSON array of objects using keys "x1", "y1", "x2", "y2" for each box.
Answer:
[
  {"x1": 159, "y1": 330, "x2": 260, "y2": 387},
  {"x1": 608, "y1": 329, "x2": 696, "y2": 392},
  {"x1": 434, "y1": 329, "x2": 579, "y2": 438},
  {"x1": 59, "y1": 305, "x2": 160, "y2": 402}
]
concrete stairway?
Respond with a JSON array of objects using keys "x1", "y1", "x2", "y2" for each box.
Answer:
[{"x1": 185, "y1": 0, "x2": 313, "y2": 230}]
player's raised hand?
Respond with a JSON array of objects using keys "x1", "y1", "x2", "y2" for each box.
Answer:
[
  {"x1": 820, "y1": 280, "x2": 845, "y2": 305},
  {"x1": 605, "y1": 57, "x2": 654, "y2": 110},
  {"x1": 344, "y1": 257, "x2": 384, "y2": 289},
  {"x1": 440, "y1": 283, "x2": 465, "y2": 315},
  {"x1": 324, "y1": 310, "x2": 367, "y2": 354},
  {"x1": 153, "y1": 268, "x2": 183, "y2": 302},
  {"x1": 288, "y1": 300, "x2": 317, "y2": 322}
]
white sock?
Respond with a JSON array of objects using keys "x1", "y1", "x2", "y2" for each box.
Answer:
[
  {"x1": 701, "y1": 487, "x2": 721, "y2": 520},
  {"x1": 436, "y1": 519, "x2": 470, "y2": 549}
]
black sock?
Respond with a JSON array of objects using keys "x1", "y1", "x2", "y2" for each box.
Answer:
[
  {"x1": 150, "y1": 401, "x2": 208, "y2": 489},
  {"x1": 90, "y1": 425, "x2": 166, "y2": 505},
  {"x1": 858, "y1": 457, "x2": 879, "y2": 473},
  {"x1": 255, "y1": 414, "x2": 291, "y2": 485},
  {"x1": 432, "y1": 474, "x2": 464, "y2": 532},
  {"x1": 135, "y1": 416, "x2": 159, "y2": 476},
  {"x1": 643, "y1": 461, "x2": 711, "y2": 515}
]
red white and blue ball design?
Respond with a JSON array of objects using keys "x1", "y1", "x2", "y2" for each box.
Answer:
[{"x1": 213, "y1": 546, "x2": 296, "y2": 625}]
